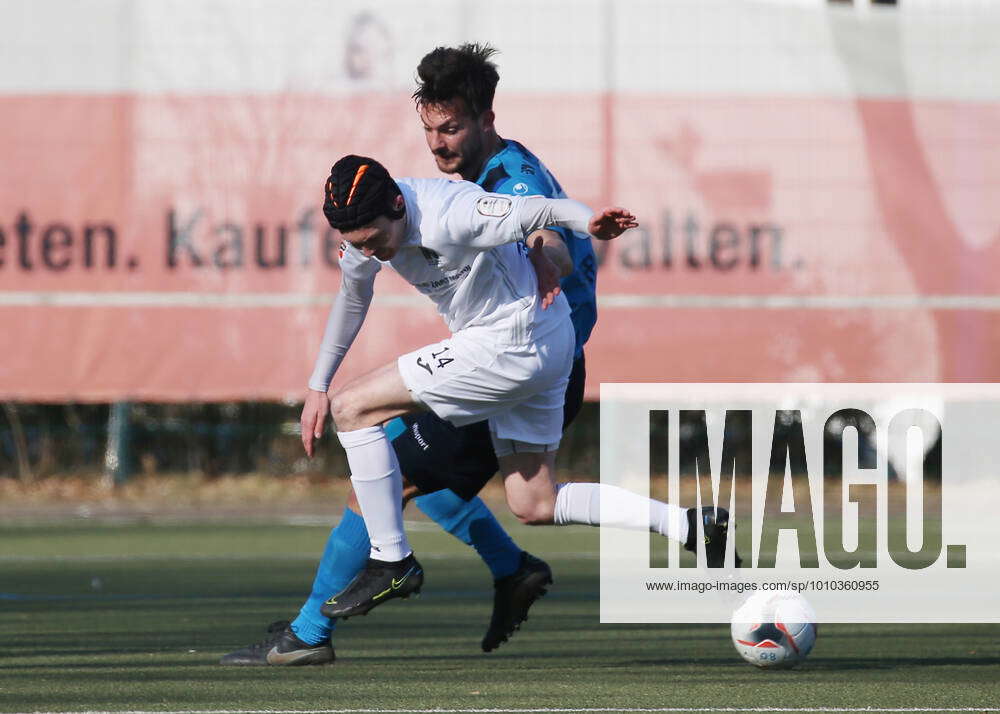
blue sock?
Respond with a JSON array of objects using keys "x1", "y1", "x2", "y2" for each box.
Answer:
[
  {"x1": 290, "y1": 508, "x2": 369, "y2": 645},
  {"x1": 415, "y1": 490, "x2": 522, "y2": 580}
]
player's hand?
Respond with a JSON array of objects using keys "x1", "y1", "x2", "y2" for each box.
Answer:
[
  {"x1": 528, "y1": 235, "x2": 562, "y2": 310},
  {"x1": 588, "y1": 207, "x2": 638, "y2": 241},
  {"x1": 301, "y1": 389, "x2": 331, "y2": 458}
]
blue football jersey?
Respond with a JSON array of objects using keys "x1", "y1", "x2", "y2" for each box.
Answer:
[{"x1": 475, "y1": 139, "x2": 598, "y2": 357}]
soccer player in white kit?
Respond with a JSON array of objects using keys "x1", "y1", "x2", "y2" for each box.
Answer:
[{"x1": 305, "y1": 154, "x2": 639, "y2": 615}]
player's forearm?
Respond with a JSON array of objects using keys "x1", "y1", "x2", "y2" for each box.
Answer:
[
  {"x1": 516, "y1": 196, "x2": 594, "y2": 237},
  {"x1": 307, "y1": 284, "x2": 373, "y2": 392},
  {"x1": 534, "y1": 229, "x2": 574, "y2": 278}
]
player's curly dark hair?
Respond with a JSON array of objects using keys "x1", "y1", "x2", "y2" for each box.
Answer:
[{"x1": 412, "y1": 43, "x2": 500, "y2": 118}]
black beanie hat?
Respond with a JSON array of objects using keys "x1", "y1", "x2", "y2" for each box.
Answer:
[{"x1": 323, "y1": 155, "x2": 404, "y2": 231}]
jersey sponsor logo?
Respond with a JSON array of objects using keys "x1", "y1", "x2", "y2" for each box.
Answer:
[
  {"x1": 413, "y1": 264, "x2": 472, "y2": 292},
  {"x1": 512, "y1": 182, "x2": 530, "y2": 195},
  {"x1": 476, "y1": 195, "x2": 512, "y2": 218},
  {"x1": 338, "y1": 241, "x2": 347, "y2": 260}
]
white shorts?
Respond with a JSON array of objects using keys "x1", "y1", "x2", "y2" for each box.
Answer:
[{"x1": 397, "y1": 320, "x2": 575, "y2": 447}]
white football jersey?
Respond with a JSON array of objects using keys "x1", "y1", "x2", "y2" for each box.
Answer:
[{"x1": 340, "y1": 177, "x2": 573, "y2": 342}]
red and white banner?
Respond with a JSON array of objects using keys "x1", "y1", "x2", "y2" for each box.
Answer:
[{"x1": 2, "y1": 0, "x2": 998, "y2": 401}]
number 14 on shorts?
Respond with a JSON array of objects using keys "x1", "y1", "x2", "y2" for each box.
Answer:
[{"x1": 416, "y1": 346, "x2": 454, "y2": 375}]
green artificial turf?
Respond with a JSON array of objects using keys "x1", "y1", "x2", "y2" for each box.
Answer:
[{"x1": 1, "y1": 519, "x2": 997, "y2": 713}]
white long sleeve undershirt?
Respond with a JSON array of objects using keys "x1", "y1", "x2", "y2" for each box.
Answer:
[
  {"x1": 515, "y1": 195, "x2": 594, "y2": 238},
  {"x1": 307, "y1": 273, "x2": 375, "y2": 392}
]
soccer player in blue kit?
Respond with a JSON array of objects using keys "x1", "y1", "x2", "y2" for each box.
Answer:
[{"x1": 220, "y1": 44, "x2": 734, "y2": 667}]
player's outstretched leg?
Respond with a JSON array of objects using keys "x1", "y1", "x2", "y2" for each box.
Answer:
[
  {"x1": 501, "y1": 449, "x2": 743, "y2": 570},
  {"x1": 552, "y1": 483, "x2": 743, "y2": 567},
  {"x1": 553, "y1": 483, "x2": 743, "y2": 567},
  {"x1": 414, "y1": 489, "x2": 553, "y2": 652},
  {"x1": 219, "y1": 620, "x2": 335, "y2": 667}
]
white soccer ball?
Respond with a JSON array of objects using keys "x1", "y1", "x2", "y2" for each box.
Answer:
[{"x1": 730, "y1": 590, "x2": 817, "y2": 669}]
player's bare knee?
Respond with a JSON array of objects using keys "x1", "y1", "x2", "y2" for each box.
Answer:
[{"x1": 329, "y1": 389, "x2": 365, "y2": 431}]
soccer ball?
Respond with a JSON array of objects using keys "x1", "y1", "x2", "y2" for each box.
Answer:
[{"x1": 730, "y1": 591, "x2": 817, "y2": 668}]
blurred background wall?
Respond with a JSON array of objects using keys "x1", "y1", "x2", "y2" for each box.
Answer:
[{"x1": 1, "y1": 0, "x2": 997, "y2": 480}]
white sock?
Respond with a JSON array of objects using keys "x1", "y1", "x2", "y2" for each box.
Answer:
[
  {"x1": 553, "y1": 482, "x2": 690, "y2": 544},
  {"x1": 337, "y1": 425, "x2": 411, "y2": 561}
]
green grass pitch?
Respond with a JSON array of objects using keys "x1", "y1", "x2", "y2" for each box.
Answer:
[{"x1": 1, "y1": 518, "x2": 998, "y2": 713}]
